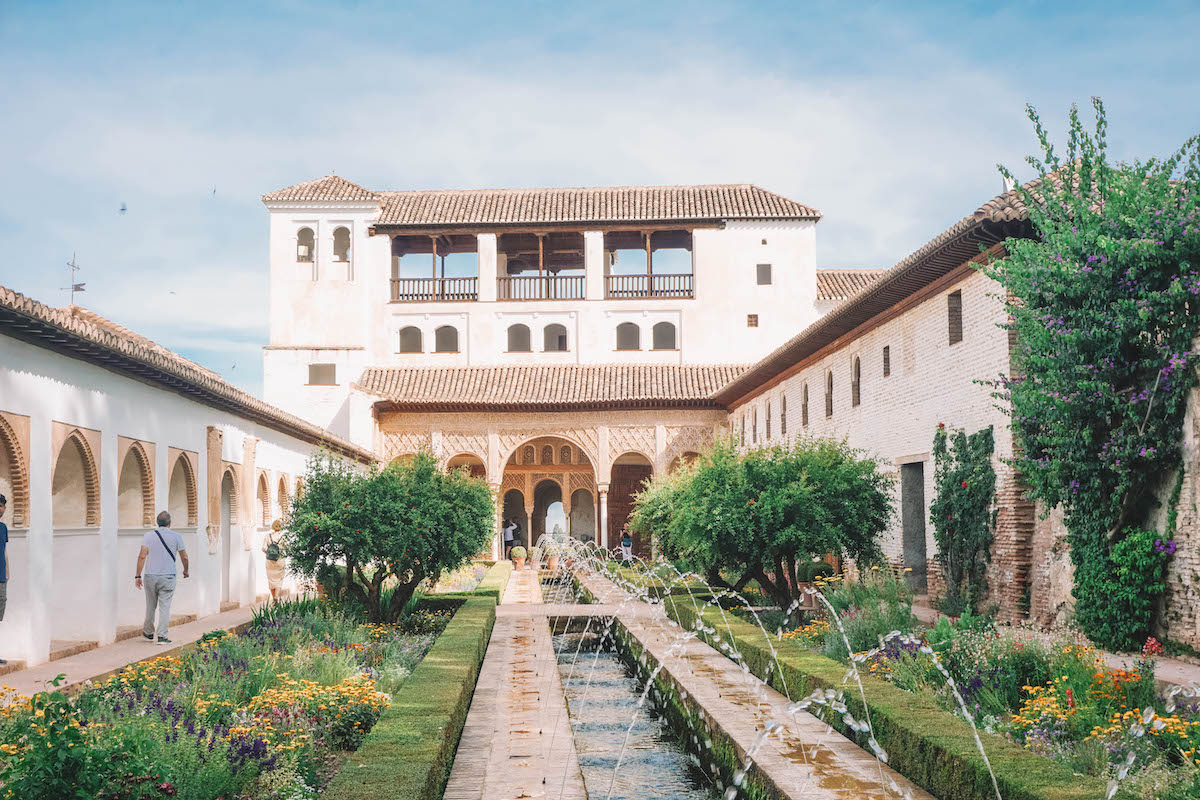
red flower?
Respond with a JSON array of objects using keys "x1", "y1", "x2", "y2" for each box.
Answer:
[
  {"x1": 961, "y1": 480, "x2": 968, "y2": 488},
  {"x1": 1066, "y1": 689, "x2": 1075, "y2": 709}
]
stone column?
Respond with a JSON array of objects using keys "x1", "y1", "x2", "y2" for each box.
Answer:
[
  {"x1": 477, "y1": 233, "x2": 498, "y2": 302},
  {"x1": 490, "y1": 483, "x2": 503, "y2": 560},
  {"x1": 598, "y1": 485, "x2": 609, "y2": 550},
  {"x1": 584, "y1": 230, "x2": 605, "y2": 300}
]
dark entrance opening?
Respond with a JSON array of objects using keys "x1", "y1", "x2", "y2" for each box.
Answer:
[
  {"x1": 900, "y1": 462, "x2": 927, "y2": 592},
  {"x1": 609, "y1": 456, "x2": 653, "y2": 558}
]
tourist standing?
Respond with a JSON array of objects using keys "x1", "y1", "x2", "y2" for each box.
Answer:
[
  {"x1": 0, "y1": 494, "x2": 8, "y2": 665},
  {"x1": 135, "y1": 511, "x2": 189, "y2": 644},
  {"x1": 262, "y1": 519, "x2": 286, "y2": 602},
  {"x1": 503, "y1": 518, "x2": 516, "y2": 559},
  {"x1": 620, "y1": 527, "x2": 633, "y2": 562}
]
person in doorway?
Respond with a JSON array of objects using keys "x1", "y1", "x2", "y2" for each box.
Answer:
[
  {"x1": 263, "y1": 519, "x2": 286, "y2": 603},
  {"x1": 0, "y1": 494, "x2": 8, "y2": 665},
  {"x1": 135, "y1": 511, "x2": 189, "y2": 645},
  {"x1": 620, "y1": 527, "x2": 633, "y2": 562},
  {"x1": 503, "y1": 518, "x2": 516, "y2": 559}
]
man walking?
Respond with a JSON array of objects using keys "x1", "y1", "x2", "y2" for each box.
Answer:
[
  {"x1": 0, "y1": 494, "x2": 8, "y2": 664},
  {"x1": 135, "y1": 511, "x2": 188, "y2": 644}
]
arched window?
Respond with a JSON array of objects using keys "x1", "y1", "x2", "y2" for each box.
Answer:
[
  {"x1": 278, "y1": 476, "x2": 291, "y2": 520},
  {"x1": 616, "y1": 322, "x2": 640, "y2": 351},
  {"x1": 523, "y1": 445, "x2": 536, "y2": 464},
  {"x1": 652, "y1": 322, "x2": 677, "y2": 350},
  {"x1": 542, "y1": 445, "x2": 554, "y2": 464},
  {"x1": 52, "y1": 430, "x2": 100, "y2": 528},
  {"x1": 544, "y1": 324, "x2": 568, "y2": 352},
  {"x1": 508, "y1": 324, "x2": 532, "y2": 352},
  {"x1": 399, "y1": 326, "x2": 423, "y2": 353},
  {"x1": 851, "y1": 357, "x2": 862, "y2": 407},
  {"x1": 117, "y1": 442, "x2": 153, "y2": 528},
  {"x1": 435, "y1": 326, "x2": 459, "y2": 353},
  {"x1": 257, "y1": 473, "x2": 270, "y2": 528},
  {"x1": 802, "y1": 384, "x2": 809, "y2": 427},
  {"x1": 825, "y1": 371, "x2": 834, "y2": 417},
  {"x1": 781, "y1": 395, "x2": 788, "y2": 436},
  {"x1": 296, "y1": 227, "x2": 315, "y2": 262},
  {"x1": 168, "y1": 453, "x2": 198, "y2": 527},
  {"x1": 333, "y1": 226, "x2": 351, "y2": 262},
  {"x1": 560, "y1": 445, "x2": 572, "y2": 464}
]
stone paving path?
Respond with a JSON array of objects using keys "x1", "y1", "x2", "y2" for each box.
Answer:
[
  {"x1": 1, "y1": 604, "x2": 261, "y2": 698},
  {"x1": 443, "y1": 568, "x2": 588, "y2": 800}
]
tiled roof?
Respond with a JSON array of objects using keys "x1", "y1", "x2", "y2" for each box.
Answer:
[
  {"x1": 373, "y1": 184, "x2": 819, "y2": 227},
  {"x1": 356, "y1": 364, "x2": 748, "y2": 410},
  {"x1": 0, "y1": 286, "x2": 373, "y2": 462},
  {"x1": 815, "y1": 269, "x2": 887, "y2": 301},
  {"x1": 714, "y1": 186, "x2": 1038, "y2": 406},
  {"x1": 262, "y1": 174, "x2": 379, "y2": 203}
]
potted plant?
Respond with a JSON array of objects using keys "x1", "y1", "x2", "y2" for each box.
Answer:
[
  {"x1": 545, "y1": 542, "x2": 561, "y2": 572},
  {"x1": 529, "y1": 546, "x2": 542, "y2": 570},
  {"x1": 795, "y1": 560, "x2": 835, "y2": 608},
  {"x1": 510, "y1": 545, "x2": 527, "y2": 569}
]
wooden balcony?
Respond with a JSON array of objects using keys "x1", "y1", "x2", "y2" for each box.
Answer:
[
  {"x1": 605, "y1": 273, "x2": 694, "y2": 299},
  {"x1": 497, "y1": 275, "x2": 585, "y2": 301},
  {"x1": 390, "y1": 277, "x2": 478, "y2": 302}
]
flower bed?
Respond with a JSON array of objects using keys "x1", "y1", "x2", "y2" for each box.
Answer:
[
  {"x1": 429, "y1": 563, "x2": 487, "y2": 594},
  {"x1": 0, "y1": 598, "x2": 455, "y2": 800}
]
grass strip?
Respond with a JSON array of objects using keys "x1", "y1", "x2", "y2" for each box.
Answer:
[{"x1": 322, "y1": 594, "x2": 497, "y2": 800}]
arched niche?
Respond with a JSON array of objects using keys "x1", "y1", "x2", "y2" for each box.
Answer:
[
  {"x1": 168, "y1": 451, "x2": 198, "y2": 528},
  {"x1": 446, "y1": 453, "x2": 486, "y2": 479},
  {"x1": 52, "y1": 428, "x2": 100, "y2": 528},
  {"x1": 117, "y1": 440, "x2": 154, "y2": 528},
  {"x1": 0, "y1": 412, "x2": 30, "y2": 528}
]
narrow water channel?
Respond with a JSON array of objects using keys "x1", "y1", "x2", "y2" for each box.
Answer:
[{"x1": 554, "y1": 631, "x2": 721, "y2": 800}]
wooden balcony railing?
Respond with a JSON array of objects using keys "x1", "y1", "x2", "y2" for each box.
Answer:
[
  {"x1": 497, "y1": 275, "x2": 585, "y2": 301},
  {"x1": 605, "y1": 273, "x2": 694, "y2": 299},
  {"x1": 390, "y1": 277, "x2": 478, "y2": 302}
]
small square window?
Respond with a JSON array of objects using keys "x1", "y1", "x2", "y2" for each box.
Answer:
[
  {"x1": 756, "y1": 264, "x2": 772, "y2": 285},
  {"x1": 761, "y1": 238, "x2": 767, "y2": 245},
  {"x1": 308, "y1": 363, "x2": 336, "y2": 386},
  {"x1": 747, "y1": 314, "x2": 759, "y2": 328}
]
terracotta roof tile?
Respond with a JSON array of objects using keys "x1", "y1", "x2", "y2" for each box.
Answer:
[
  {"x1": 0, "y1": 286, "x2": 373, "y2": 462},
  {"x1": 262, "y1": 174, "x2": 378, "y2": 203},
  {"x1": 815, "y1": 269, "x2": 887, "y2": 301},
  {"x1": 372, "y1": 184, "x2": 819, "y2": 227},
  {"x1": 356, "y1": 364, "x2": 747, "y2": 410}
]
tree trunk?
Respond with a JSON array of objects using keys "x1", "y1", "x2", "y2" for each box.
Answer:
[{"x1": 386, "y1": 577, "x2": 423, "y2": 622}]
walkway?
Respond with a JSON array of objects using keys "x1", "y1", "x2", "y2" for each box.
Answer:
[
  {"x1": 1, "y1": 603, "x2": 261, "y2": 698},
  {"x1": 443, "y1": 568, "x2": 588, "y2": 800}
]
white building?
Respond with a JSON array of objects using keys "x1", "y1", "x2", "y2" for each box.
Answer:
[
  {"x1": 260, "y1": 175, "x2": 837, "y2": 440},
  {"x1": 0, "y1": 290, "x2": 372, "y2": 668}
]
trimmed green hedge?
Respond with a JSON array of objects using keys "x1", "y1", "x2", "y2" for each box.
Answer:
[
  {"x1": 473, "y1": 560, "x2": 512, "y2": 600},
  {"x1": 322, "y1": 594, "x2": 497, "y2": 800},
  {"x1": 663, "y1": 593, "x2": 1111, "y2": 800}
]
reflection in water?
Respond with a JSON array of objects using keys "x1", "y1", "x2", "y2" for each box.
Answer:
[{"x1": 555, "y1": 632, "x2": 720, "y2": 800}]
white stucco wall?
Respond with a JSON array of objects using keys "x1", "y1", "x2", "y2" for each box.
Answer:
[
  {"x1": 729, "y1": 269, "x2": 1013, "y2": 569},
  {"x1": 263, "y1": 201, "x2": 821, "y2": 431},
  {"x1": 0, "y1": 335, "x2": 343, "y2": 667}
]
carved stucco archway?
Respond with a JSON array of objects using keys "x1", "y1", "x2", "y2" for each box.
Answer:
[
  {"x1": 0, "y1": 412, "x2": 30, "y2": 528},
  {"x1": 119, "y1": 439, "x2": 155, "y2": 528},
  {"x1": 53, "y1": 427, "x2": 101, "y2": 528},
  {"x1": 168, "y1": 450, "x2": 199, "y2": 527}
]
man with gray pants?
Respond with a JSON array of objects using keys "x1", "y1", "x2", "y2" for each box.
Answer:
[{"x1": 135, "y1": 511, "x2": 189, "y2": 644}]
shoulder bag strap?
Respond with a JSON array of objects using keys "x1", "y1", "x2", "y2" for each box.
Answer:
[{"x1": 153, "y1": 529, "x2": 176, "y2": 562}]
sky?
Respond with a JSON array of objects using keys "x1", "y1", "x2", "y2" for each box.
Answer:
[{"x1": 2, "y1": 0, "x2": 1198, "y2": 396}]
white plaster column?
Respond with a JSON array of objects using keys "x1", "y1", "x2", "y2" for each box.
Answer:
[
  {"x1": 98, "y1": 428, "x2": 118, "y2": 646},
  {"x1": 598, "y1": 485, "x2": 609, "y2": 550},
  {"x1": 584, "y1": 230, "x2": 605, "y2": 300},
  {"x1": 26, "y1": 412, "x2": 53, "y2": 665},
  {"x1": 430, "y1": 430, "x2": 443, "y2": 462},
  {"x1": 489, "y1": 483, "x2": 502, "y2": 561},
  {"x1": 654, "y1": 424, "x2": 667, "y2": 474},
  {"x1": 477, "y1": 233, "x2": 498, "y2": 303}
]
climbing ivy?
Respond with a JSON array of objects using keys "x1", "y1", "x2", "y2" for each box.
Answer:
[
  {"x1": 929, "y1": 424, "x2": 997, "y2": 615},
  {"x1": 982, "y1": 98, "x2": 1200, "y2": 649}
]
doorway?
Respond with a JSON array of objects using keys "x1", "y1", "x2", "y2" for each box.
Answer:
[
  {"x1": 900, "y1": 462, "x2": 927, "y2": 592},
  {"x1": 609, "y1": 454, "x2": 653, "y2": 557}
]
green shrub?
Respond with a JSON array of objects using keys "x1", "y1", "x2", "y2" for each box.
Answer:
[
  {"x1": 528, "y1": 546, "x2": 542, "y2": 563},
  {"x1": 510, "y1": 546, "x2": 526, "y2": 560},
  {"x1": 321, "y1": 595, "x2": 496, "y2": 800},
  {"x1": 1074, "y1": 527, "x2": 1170, "y2": 652}
]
